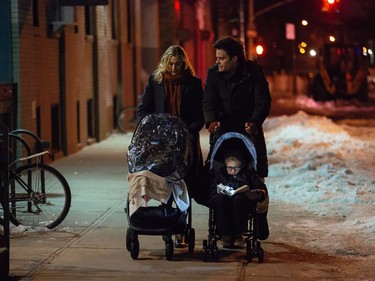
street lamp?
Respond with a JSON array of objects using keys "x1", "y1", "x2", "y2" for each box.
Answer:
[
  {"x1": 255, "y1": 44, "x2": 264, "y2": 56},
  {"x1": 321, "y1": 0, "x2": 340, "y2": 13}
]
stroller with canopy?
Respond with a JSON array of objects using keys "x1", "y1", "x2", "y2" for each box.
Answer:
[
  {"x1": 202, "y1": 132, "x2": 265, "y2": 262},
  {"x1": 125, "y1": 113, "x2": 195, "y2": 260}
]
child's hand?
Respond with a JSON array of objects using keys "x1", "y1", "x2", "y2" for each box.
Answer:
[{"x1": 217, "y1": 183, "x2": 234, "y2": 196}]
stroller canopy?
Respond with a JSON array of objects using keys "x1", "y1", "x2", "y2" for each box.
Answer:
[
  {"x1": 127, "y1": 113, "x2": 192, "y2": 177},
  {"x1": 209, "y1": 132, "x2": 257, "y2": 171}
]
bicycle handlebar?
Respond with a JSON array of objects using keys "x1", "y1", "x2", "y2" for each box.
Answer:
[{"x1": 10, "y1": 151, "x2": 51, "y2": 167}]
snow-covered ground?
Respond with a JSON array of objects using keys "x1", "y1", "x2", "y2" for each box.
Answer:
[{"x1": 264, "y1": 97, "x2": 375, "y2": 257}]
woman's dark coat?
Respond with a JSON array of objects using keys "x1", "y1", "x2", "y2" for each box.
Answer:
[
  {"x1": 203, "y1": 61, "x2": 272, "y2": 177},
  {"x1": 137, "y1": 74, "x2": 205, "y2": 201},
  {"x1": 138, "y1": 74, "x2": 204, "y2": 135}
]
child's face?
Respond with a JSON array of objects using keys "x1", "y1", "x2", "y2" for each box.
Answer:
[{"x1": 226, "y1": 159, "x2": 242, "y2": 175}]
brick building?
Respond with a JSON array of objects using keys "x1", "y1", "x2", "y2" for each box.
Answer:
[{"x1": 0, "y1": 0, "x2": 214, "y2": 159}]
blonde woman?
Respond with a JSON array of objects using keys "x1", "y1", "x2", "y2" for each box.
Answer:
[{"x1": 137, "y1": 45, "x2": 205, "y2": 247}]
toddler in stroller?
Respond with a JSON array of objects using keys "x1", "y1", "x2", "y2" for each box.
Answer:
[
  {"x1": 202, "y1": 132, "x2": 269, "y2": 262},
  {"x1": 125, "y1": 114, "x2": 195, "y2": 260}
]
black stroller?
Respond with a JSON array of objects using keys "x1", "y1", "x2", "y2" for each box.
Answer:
[
  {"x1": 202, "y1": 132, "x2": 265, "y2": 262},
  {"x1": 125, "y1": 113, "x2": 195, "y2": 260}
]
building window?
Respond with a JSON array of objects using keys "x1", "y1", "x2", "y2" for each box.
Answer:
[
  {"x1": 127, "y1": 0, "x2": 133, "y2": 44},
  {"x1": 111, "y1": 0, "x2": 119, "y2": 39},
  {"x1": 87, "y1": 99, "x2": 94, "y2": 138},
  {"x1": 51, "y1": 104, "x2": 61, "y2": 152},
  {"x1": 36, "y1": 106, "x2": 41, "y2": 137},
  {"x1": 32, "y1": 0, "x2": 39, "y2": 26},
  {"x1": 76, "y1": 101, "x2": 81, "y2": 143},
  {"x1": 84, "y1": 6, "x2": 93, "y2": 35}
]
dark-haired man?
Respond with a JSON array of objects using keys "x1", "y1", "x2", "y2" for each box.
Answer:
[{"x1": 203, "y1": 36, "x2": 271, "y2": 240}]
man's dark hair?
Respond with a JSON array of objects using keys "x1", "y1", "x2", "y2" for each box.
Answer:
[{"x1": 214, "y1": 36, "x2": 246, "y2": 63}]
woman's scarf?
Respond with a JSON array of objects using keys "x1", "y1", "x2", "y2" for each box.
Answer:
[{"x1": 163, "y1": 70, "x2": 189, "y2": 116}]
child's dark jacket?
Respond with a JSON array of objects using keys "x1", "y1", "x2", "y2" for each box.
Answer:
[{"x1": 209, "y1": 166, "x2": 267, "y2": 199}]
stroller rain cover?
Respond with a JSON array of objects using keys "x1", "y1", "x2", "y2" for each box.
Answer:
[{"x1": 127, "y1": 113, "x2": 193, "y2": 178}]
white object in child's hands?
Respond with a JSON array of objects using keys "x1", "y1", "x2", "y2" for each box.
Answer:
[{"x1": 217, "y1": 184, "x2": 249, "y2": 196}]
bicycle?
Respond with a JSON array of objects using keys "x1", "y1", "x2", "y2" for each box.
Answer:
[
  {"x1": 8, "y1": 134, "x2": 71, "y2": 229},
  {"x1": 116, "y1": 106, "x2": 138, "y2": 133},
  {"x1": 116, "y1": 94, "x2": 142, "y2": 133}
]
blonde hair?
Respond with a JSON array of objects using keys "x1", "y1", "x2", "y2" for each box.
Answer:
[
  {"x1": 153, "y1": 45, "x2": 196, "y2": 83},
  {"x1": 225, "y1": 156, "x2": 242, "y2": 166}
]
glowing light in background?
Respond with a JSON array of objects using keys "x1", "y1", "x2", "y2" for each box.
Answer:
[{"x1": 310, "y1": 49, "x2": 317, "y2": 56}]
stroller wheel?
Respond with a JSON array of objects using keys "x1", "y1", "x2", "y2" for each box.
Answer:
[
  {"x1": 126, "y1": 229, "x2": 131, "y2": 251},
  {"x1": 165, "y1": 240, "x2": 174, "y2": 261},
  {"x1": 212, "y1": 244, "x2": 219, "y2": 262},
  {"x1": 202, "y1": 239, "x2": 208, "y2": 262},
  {"x1": 187, "y1": 228, "x2": 195, "y2": 254},
  {"x1": 257, "y1": 246, "x2": 265, "y2": 263},
  {"x1": 130, "y1": 238, "x2": 140, "y2": 260},
  {"x1": 246, "y1": 240, "x2": 253, "y2": 263}
]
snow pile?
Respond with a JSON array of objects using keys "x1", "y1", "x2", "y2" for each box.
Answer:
[
  {"x1": 264, "y1": 111, "x2": 375, "y2": 255},
  {"x1": 295, "y1": 94, "x2": 375, "y2": 114},
  {"x1": 9, "y1": 224, "x2": 50, "y2": 233}
]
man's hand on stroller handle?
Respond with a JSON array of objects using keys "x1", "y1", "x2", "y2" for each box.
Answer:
[
  {"x1": 208, "y1": 121, "x2": 221, "y2": 133},
  {"x1": 245, "y1": 122, "x2": 258, "y2": 135}
]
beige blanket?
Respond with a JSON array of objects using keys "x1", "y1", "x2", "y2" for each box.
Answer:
[{"x1": 128, "y1": 170, "x2": 189, "y2": 216}]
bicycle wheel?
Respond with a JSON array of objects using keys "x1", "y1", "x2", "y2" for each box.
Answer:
[
  {"x1": 9, "y1": 163, "x2": 71, "y2": 229},
  {"x1": 116, "y1": 107, "x2": 138, "y2": 133}
]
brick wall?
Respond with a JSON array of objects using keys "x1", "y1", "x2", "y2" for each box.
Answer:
[
  {"x1": 159, "y1": 0, "x2": 177, "y2": 52},
  {"x1": 64, "y1": 21, "x2": 88, "y2": 154},
  {"x1": 17, "y1": 0, "x2": 60, "y2": 144},
  {"x1": 15, "y1": 1, "x2": 121, "y2": 157},
  {"x1": 94, "y1": 5, "x2": 118, "y2": 141}
]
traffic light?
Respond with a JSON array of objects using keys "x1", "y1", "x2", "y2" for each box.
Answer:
[
  {"x1": 174, "y1": 0, "x2": 181, "y2": 12},
  {"x1": 322, "y1": 0, "x2": 340, "y2": 13},
  {"x1": 174, "y1": 0, "x2": 181, "y2": 20}
]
